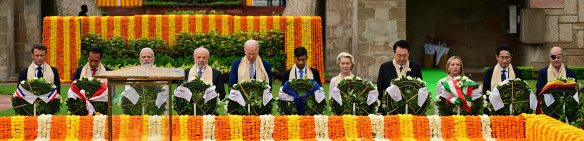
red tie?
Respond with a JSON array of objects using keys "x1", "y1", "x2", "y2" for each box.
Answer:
[{"x1": 92, "y1": 68, "x2": 97, "y2": 77}]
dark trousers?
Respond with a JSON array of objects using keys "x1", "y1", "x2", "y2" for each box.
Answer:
[
  {"x1": 279, "y1": 0, "x2": 286, "y2": 6},
  {"x1": 267, "y1": 0, "x2": 273, "y2": 6}
]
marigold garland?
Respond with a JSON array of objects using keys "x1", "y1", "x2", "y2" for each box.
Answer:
[
  {"x1": 106, "y1": 16, "x2": 114, "y2": 38},
  {"x1": 274, "y1": 116, "x2": 289, "y2": 140},
  {"x1": 383, "y1": 115, "x2": 400, "y2": 139},
  {"x1": 202, "y1": 115, "x2": 215, "y2": 140},
  {"x1": 229, "y1": 115, "x2": 243, "y2": 140},
  {"x1": 242, "y1": 116, "x2": 260, "y2": 140},
  {"x1": 195, "y1": 15, "x2": 203, "y2": 33},
  {"x1": 342, "y1": 115, "x2": 358, "y2": 139},
  {"x1": 134, "y1": 15, "x2": 142, "y2": 38},
  {"x1": 78, "y1": 115, "x2": 93, "y2": 140},
  {"x1": 50, "y1": 115, "x2": 66, "y2": 139},
  {"x1": 207, "y1": 15, "x2": 214, "y2": 33},
  {"x1": 148, "y1": 15, "x2": 156, "y2": 38},
  {"x1": 440, "y1": 116, "x2": 455, "y2": 139},
  {"x1": 413, "y1": 116, "x2": 429, "y2": 139},
  {"x1": 189, "y1": 116, "x2": 203, "y2": 140},
  {"x1": 56, "y1": 17, "x2": 64, "y2": 77},
  {"x1": 0, "y1": 117, "x2": 10, "y2": 139},
  {"x1": 214, "y1": 116, "x2": 230, "y2": 140},
  {"x1": 63, "y1": 17, "x2": 71, "y2": 82},
  {"x1": 178, "y1": 115, "x2": 188, "y2": 140},
  {"x1": 314, "y1": 115, "x2": 329, "y2": 139},
  {"x1": 241, "y1": 16, "x2": 248, "y2": 32},
  {"x1": 398, "y1": 114, "x2": 414, "y2": 139},
  {"x1": 101, "y1": 16, "x2": 108, "y2": 39},
  {"x1": 233, "y1": 16, "x2": 241, "y2": 32},
  {"x1": 287, "y1": 115, "x2": 301, "y2": 139},
  {"x1": 300, "y1": 116, "x2": 316, "y2": 139},
  {"x1": 357, "y1": 116, "x2": 373, "y2": 139},
  {"x1": 24, "y1": 116, "x2": 38, "y2": 140},
  {"x1": 259, "y1": 115, "x2": 275, "y2": 140}
]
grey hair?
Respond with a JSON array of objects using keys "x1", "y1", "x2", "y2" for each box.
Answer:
[
  {"x1": 140, "y1": 48, "x2": 154, "y2": 56},
  {"x1": 193, "y1": 47, "x2": 210, "y2": 57},
  {"x1": 549, "y1": 46, "x2": 564, "y2": 55},
  {"x1": 244, "y1": 40, "x2": 260, "y2": 50},
  {"x1": 336, "y1": 52, "x2": 355, "y2": 66}
]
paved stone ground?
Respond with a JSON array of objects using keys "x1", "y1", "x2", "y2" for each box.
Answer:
[{"x1": 0, "y1": 95, "x2": 12, "y2": 111}]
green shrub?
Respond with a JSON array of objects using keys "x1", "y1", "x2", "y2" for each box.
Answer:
[
  {"x1": 483, "y1": 66, "x2": 534, "y2": 80},
  {"x1": 143, "y1": 1, "x2": 180, "y2": 6},
  {"x1": 166, "y1": 10, "x2": 225, "y2": 15},
  {"x1": 568, "y1": 67, "x2": 584, "y2": 80}
]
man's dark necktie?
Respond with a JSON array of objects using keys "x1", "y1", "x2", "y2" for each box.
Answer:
[
  {"x1": 92, "y1": 68, "x2": 97, "y2": 77},
  {"x1": 36, "y1": 67, "x2": 43, "y2": 78},
  {"x1": 501, "y1": 70, "x2": 507, "y2": 81},
  {"x1": 399, "y1": 66, "x2": 403, "y2": 72}
]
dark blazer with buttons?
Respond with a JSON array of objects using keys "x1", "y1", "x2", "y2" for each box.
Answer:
[
  {"x1": 178, "y1": 68, "x2": 227, "y2": 100},
  {"x1": 18, "y1": 66, "x2": 61, "y2": 94},
  {"x1": 376, "y1": 61, "x2": 423, "y2": 102},
  {"x1": 482, "y1": 66, "x2": 524, "y2": 95}
]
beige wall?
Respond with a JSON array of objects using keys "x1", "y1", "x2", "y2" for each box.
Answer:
[{"x1": 0, "y1": 0, "x2": 15, "y2": 82}]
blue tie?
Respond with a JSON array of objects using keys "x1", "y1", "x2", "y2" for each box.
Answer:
[
  {"x1": 501, "y1": 70, "x2": 507, "y2": 81},
  {"x1": 250, "y1": 63, "x2": 256, "y2": 79},
  {"x1": 298, "y1": 70, "x2": 304, "y2": 79}
]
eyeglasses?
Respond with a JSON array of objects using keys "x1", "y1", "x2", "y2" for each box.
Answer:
[{"x1": 551, "y1": 54, "x2": 564, "y2": 60}]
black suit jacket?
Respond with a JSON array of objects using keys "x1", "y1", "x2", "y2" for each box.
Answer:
[
  {"x1": 535, "y1": 66, "x2": 577, "y2": 95},
  {"x1": 376, "y1": 61, "x2": 423, "y2": 101},
  {"x1": 281, "y1": 67, "x2": 322, "y2": 86},
  {"x1": 178, "y1": 68, "x2": 227, "y2": 100},
  {"x1": 482, "y1": 66, "x2": 524, "y2": 95},
  {"x1": 72, "y1": 65, "x2": 113, "y2": 80},
  {"x1": 18, "y1": 66, "x2": 61, "y2": 94}
]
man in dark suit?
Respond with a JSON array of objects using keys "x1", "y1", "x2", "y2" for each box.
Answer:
[
  {"x1": 279, "y1": 0, "x2": 286, "y2": 6},
  {"x1": 178, "y1": 47, "x2": 226, "y2": 100},
  {"x1": 377, "y1": 40, "x2": 423, "y2": 112},
  {"x1": 73, "y1": 46, "x2": 112, "y2": 80},
  {"x1": 228, "y1": 40, "x2": 273, "y2": 89},
  {"x1": 482, "y1": 45, "x2": 524, "y2": 95},
  {"x1": 535, "y1": 47, "x2": 577, "y2": 114},
  {"x1": 282, "y1": 47, "x2": 322, "y2": 86},
  {"x1": 18, "y1": 44, "x2": 61, "y2": 94}
]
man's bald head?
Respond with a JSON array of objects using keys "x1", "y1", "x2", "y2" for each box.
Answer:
[
  {"x1": 140, "y1": 48, "x2": 155, "y2": 67},
  {"x1": 549, "y1": 46, "x2": 564, "y2": 70}
]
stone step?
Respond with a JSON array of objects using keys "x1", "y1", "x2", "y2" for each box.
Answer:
[{"x1": 563, "y1": 48, "x2": 584, "y2": 56}]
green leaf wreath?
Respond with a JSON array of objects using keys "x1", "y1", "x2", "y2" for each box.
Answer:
[
  {"x1": 487, "y1": 78, "x2": 534, "y2": 116},
  {"x1": 573, "y1": 84, "x2": 584, "y2": 128},
  {"x1": 436, "y1": 76, "x2": 484, "y2": 116},
  {"x1": 174, "y1": 78, "x2": 218, "y2": 115},
  {"x1": 67, "y1": 77, "x2": 108, "y2": 115},
  {"x1": 227, "y1": 79, "x2": 272, "y2": 115},
  {"x1": 384, "y1": 75, "x2": 429, "y2": 115},
  {"x1": 330, "y1": 76, "x2": 379, "y2": 115},
  {"x1": 277, "y1": 79, "x2": 327, "y2": 115},
  {"x1": 120, "y1": 85, "x2": 167, "y2": 115},
  {"x1": 538, "y1": 77, "x2": 580, "y2": 124},
  {"x1": 12, "y1": 78, "x2": 61, "y2": 116}
]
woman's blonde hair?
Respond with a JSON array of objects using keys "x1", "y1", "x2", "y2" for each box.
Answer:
[
  {"x1": 336, "y1": 52, "x2": 355, "y2": 69},
  {"x1": 446, "y1": 56, "x2": 464, "y2": 76}
]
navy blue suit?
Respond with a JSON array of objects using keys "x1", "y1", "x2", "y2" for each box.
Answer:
[
  {"x1": 228, "y1": 58, "x2": 273, "y2": 89},
  {"x1": 535, "y1": 66, "x2": 577, "y2": 95}
]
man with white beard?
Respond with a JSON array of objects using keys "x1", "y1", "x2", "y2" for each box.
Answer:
[{"x1": 140, "y1": 48, "x2": 155, "y2": 67}]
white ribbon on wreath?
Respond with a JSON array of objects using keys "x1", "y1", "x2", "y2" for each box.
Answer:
[
  {"x1": 542, "y1": 91, "x2": 579, "y2": 106},
  {"x1": 329, "y1": 87, "x2": 378, "y2": 106},
  {"x1": 228, "y1": 88, "x2": 272, "y2": 106},
  {"x1": 174, "y1": 85, "x2": 217, "y2": 103},
  {"x1": 121, "y1": 85, "x2": 169, "y2": 108},
  {"x1": 489, "y1": 87, "x2": 538, "y2": 111},
  {"x1": 386, "y1": 84, "x2": 429, "y2": 107}
]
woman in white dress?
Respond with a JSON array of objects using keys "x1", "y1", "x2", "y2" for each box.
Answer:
[
  {"x1": 435, "y1": 56, "x2": 464, "y2": 114},
  {"x1": 329, "y1": 52, "x2": 357, "y2": 98}
]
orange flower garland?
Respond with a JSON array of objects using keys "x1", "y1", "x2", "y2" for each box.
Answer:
[
  {"x1": 273, "y1": 116, "x2": 289, "y2": 140},
  {"x1": 69, "y1": 18, "x2": 78, "y2": 80},
  {"x1": 121, "y1": 17, "x2": 129, "y2": 41},
  {"x1": 189, "y1": 116, "x2": 203, "y2": 140},
  {"x1": 254, "y1": 16, "x2": 261, "y2": 31},
  {"x1": 384, "y1": 115, "x2": 400, "y2": 139},
  {"x1": 189, "y1": 15, "x2": 197, "y2": 33},
  {"x1": 94, "y1": 17, "x2": 102, "y2": 38},
  {"x1": 81, "y1": 17, "x2": 89, "y2": 36},
  {"x1": 175, "y1": 15, "x2": 183, "y2": 33},
  {"x1": 148, "y1": 15, "x2": 156, "y2": 38},
  {"x1": 107, "y1": 16, "x2": 114, "y2": 38},
  {"x1": 202, "y1": 15, "x2": 209, "y2": 33},
  {"x1": 128, "y1": 116, "x2": 143, "y2": 140},
  {"x1": 242, "y1": 116, "x2": 260, "y2": 140},
  {"x1": 50, "y1": 116, "x2": 66, "y2": 139},
  {"x1": 134, "y1": 15, "x2": 142, "y2": 38},
  {"x1": 465, "y1": 116, "x2": 482, "y2": 138},
  {"x1": 267, "y1": 16, "x2": 274, "y2": 30},
  {"x1": 413, "y1": 116, "x2": 429, "y2": 139},
  {"x1": 215, "y1": 15, "x2": 222, "y2": 34},
  {"x1": 110, "y1": 115, "x2": 121, "y2": 140},
  {"x1": 440, "y1": 116, "x2": 455, "y2": 139},
  {"x1": 214, "y1": 116, "x2": 230, "y2": 140},
  {"x1": 161, "y1": 15, "x2": 169, "y2": 42},
  {"x1": 300, "y1": 116, "x2": 316, "y2": 139},
  {"x1": 0, "y1": 117, "x2": 10, "y2": 139},
  {"x1": 294, "y1": 16, "x2": 302, "y2": 49},
  {"x1": 357, "y1": 116, "x2": 373, "y2": 139},
  {"x1": 229, "y1": 16, "x2": 235, "y2": 33},
  {"x1": 516, "y1": 115, "x2": 525, "y2": 139},
  {"x1": 78, "y1": 115, "x2": 94, "y2": 140},
  {"x1": 328, "y1": 116, "x2": 344, "y2": 139},
  {"x1": 56, "y1": 17, "x2": 64, "y2": 78},
  {"x1": 24, "y1": 116, "x2": 37, "y2": 140},
  {"x1": 241, "y1": 16, "x2": 248, "y2": 32}
]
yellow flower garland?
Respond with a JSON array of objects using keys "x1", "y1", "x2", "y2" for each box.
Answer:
[
  {"x1": 259, "y1": 16, "x2": 267, "y2": 36},
  {"x1": 101, "y1": 16, "x2": 108, "y2": 39},
  {"x1": 143, "y1": 115, "x2": 149, "y2": 135},
  {"x1": 221, "y1": 15, "x2": 229, "y2": 35},
  {"x1": 179, "y1": 115, "x2": 188, "y2": 140},
  {"x1": 398, "y1": 114, "x2": 414, "y2": 139},
  {"x1": 234, "y1": 16, "x2": 241, "y2": 32},
  {"x1": 50, "y1": 17, "x2": 58, "y2": 66},
  {"x1": 168, "y1": 15, "x2": 176, "y2": 46},
  {"x1": 63, "y1": 17, "x2": 71, "y2": 81},
  {"x1": 453, "y1": 115, "x2": 467, "y2": 138},
  {"x1": 88, "y1": 17, "x2": 96, "y2": 33},
  {"x1": 10, "y1": 116, "x2": 24, "y2": 139},
  {"x1": 128, "y1": 17, "x2": 135, "y2": 40},
  {"x1": 229, "y1": 115, "x2": 243, "y2": 140},
  {"x1": 182, "y1": 15, "x2": 189, "y2": 32},
  {"x1": 208, "y1": 15, "x2": 216, "y2": 32},
  {"x1": 273, "y1": 16, "x2": 280, "y2": 31},
  {"x1": 301, "y1": 16, "x2": 312, "y2": 67},
  {"x1": 141, "y1": 15, "x2": 149, "y2": 38},
  {"x1": 285, "y1": 16, "x2": 295, "y2": 69},
  {"x1": 114, "y1": 16, "x2": 122, "y2": 37},
  {"x1": 287, "y1": 115, "x2": 301, "y2": 139},
  {"x1": 119, "y1": 115, "x2": 130, "y2": 139},
  {"x1": 75, "y1": 18, "x2": 81, "y2": 59},
  {"x1": 155, "y1": 15, "x2": 162, "y2": 39},
  {"x1": 247, "y1": 16, "x2": 254, "y2": 32},
  {"x1": 195, "y1": 15, "x2": 203, "y2": 33},
  {"x1": 342, "y1": 115, "x2": 358, "y2": 139}
]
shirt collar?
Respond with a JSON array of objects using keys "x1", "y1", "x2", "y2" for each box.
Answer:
[
  {"x1": 196, "y1": 65, "x2": 205, "y2": 72},
  {"x1": 500, "y1": 67, "x2": 508, "y2": 72},
  {"x1": 295, "y1": 65, "x2": 306, "y2": 73},
  {"x1": 34, "y1": 63, "x2": 43, "y2": 69}
]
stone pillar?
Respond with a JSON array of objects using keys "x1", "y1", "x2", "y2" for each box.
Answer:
[
  {"x1": 56, "y1": 0, "x2": 102, "y2": 16},
  {"x1": 282, "y1": 0, "x2": 316, "y2": 16},
  {"x1": 325, "y1": 0, "x2": 355, "y2": 76},
  {"x1": 14, "y1": 0, "x2": 41, "y2": 72},
  {"x1": 0, "y1": 0, "x2": 15, "y2": 82}
]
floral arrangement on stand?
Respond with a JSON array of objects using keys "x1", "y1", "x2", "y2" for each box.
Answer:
[
  {"x1": 330, "y1": 76, "x2": 380, "y2": 115},
  {"x1": 487, "y1": 78, "x2": 536, "y2": 116},
  {"x1": 538, "y1": 77, "x2": 581, "y2": 125},
  {"x1": 277, "y1": 79, "x2": 327, "y2": 115},
  {"x1": 1, "y1": 114, "x2": 581, "y2": 140},
  {"x1": 67, "y1": 77, "x2": 109, "y2": 115},
  {"x1": 12, "y1": 78, "x2": 61, "y2": 116},
  {"x1": 120, "y1": 85, "x2": 167, "y2": 115},
  {"x1": 227, "y1": 79, "x2": 272, "y2": 115},
  {"x1": 436, "y1": 76, "x2": 485, "y2": 116},
  {"x1": 173, "y1": 78, "x2": 218, "y2": 115},
  {"x1": 384, "y1": 75, "x2": 429, "y2": 116}
]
